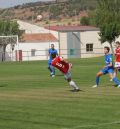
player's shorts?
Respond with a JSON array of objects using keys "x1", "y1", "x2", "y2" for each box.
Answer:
[
  {"x1": 101, "y1": 67, "x2": 114, "y2": 74},
  {"x1": 48, "y1": 59, "x2": 52, "y2": 66},
  {"x1": 64, "y1": 71, "x2": 71, "y2": 80},
  {"x1": 114, "y1": 62, "x2": 120, "y2": 68}
]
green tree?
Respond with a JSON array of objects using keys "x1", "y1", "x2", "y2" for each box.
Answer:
[
  {"x1": 0, "y1": 20, "x2": 21, "y2": 61},
  {"x1": 50, "y1": 5, "x2": 60, "y2": 19},
  {"x1": 0, "y1": 20, "x2": 20, "y2": 36},
  {"x1": 80, "y1": 16, "x2": 90, "y2": 25},
  {"x1": 95, "y1": 0, "x2": 120, "y2": 54}
]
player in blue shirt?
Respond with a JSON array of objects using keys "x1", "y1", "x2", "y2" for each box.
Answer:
[
  {"x1": 48, "y1": 44, "x2": 58, "y2": 77},
  {"x1": 93, "y1": 46, "x2": 120, "y2": 88}
]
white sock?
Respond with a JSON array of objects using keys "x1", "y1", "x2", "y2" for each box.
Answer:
[{"x1": 69, "y1": 80, "x2": 79, "y2": 90}]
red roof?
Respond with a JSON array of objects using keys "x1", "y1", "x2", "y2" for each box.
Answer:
[
  {"x1": 22, "y1": 33, "x2": 58, "y2": 42},
  {"x1": 45, "y1": 25, "x2": 99, "y2": 32}
]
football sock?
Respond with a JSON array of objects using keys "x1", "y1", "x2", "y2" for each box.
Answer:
[
  {"x1": 49, "y1": 65, "x2": 55, "y2": 75},
  {"x1": 48, "y1": 66, "x2": 52, "y2": 73},
  {"x1": 69, "y1": 81, "x2": 79, "y2": 90},
  {"x1": 96, "y1": 76, "x2": 99, "y2": 86},
  {"x1": 113, "y1": 77, "x2": 120, "y2": 85}
]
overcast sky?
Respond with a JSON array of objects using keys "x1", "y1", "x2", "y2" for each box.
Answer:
[{"x1": 0, "y1": 0, "x2": 54, "y2": 8}]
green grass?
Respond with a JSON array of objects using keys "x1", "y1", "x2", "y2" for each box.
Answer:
[{"x1": 0, "y1": 57, "x2": 120, "y2": 129}]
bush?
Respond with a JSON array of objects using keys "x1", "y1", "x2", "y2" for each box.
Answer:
[{"x1": 80, "y1": 16, "x2": 90, "y2": 25}]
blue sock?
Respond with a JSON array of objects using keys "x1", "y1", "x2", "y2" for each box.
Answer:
[
  {"x1": 48, "y1": 66, "x2": 52, "y2": 73},
  {"x1": 96, "y1": 76, "x2": 99, "y2": 86},
  {"x1": 50, "y1": 65, "x2": 55, "y2": 75},
  {"x1": 113, "y1": 77, "x2": 120, "y2": 85}
]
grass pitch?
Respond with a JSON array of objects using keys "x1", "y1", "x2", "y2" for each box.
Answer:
[{"x1": 0, "y1": 57, "x2": 120, "y2": 129}]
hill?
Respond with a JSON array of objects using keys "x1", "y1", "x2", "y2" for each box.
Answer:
[{"x1": 0, "y1": 0, "x2": 98, "y2": 26}]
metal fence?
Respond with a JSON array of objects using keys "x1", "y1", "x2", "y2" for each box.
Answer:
[{"x1": 0, "y1": 48, "x2": 113, "y2": 62}]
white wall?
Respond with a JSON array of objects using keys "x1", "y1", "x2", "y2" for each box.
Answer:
[
  {"x1": 59, "y1": 32, "x2": 68, "y2": 58},
  {"x1": 6, "y1": 42, "x2": 59, "y2": 61},
  {"x1": 17, "y1": 20, "x2": 59, "y2": 39},
  {"x1": 80, "y1": 31, "x2": 107, "y2": 58}
]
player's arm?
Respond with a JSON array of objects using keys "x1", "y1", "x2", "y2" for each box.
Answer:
[
  {"x1": 106, "y1": 62, "x2": 113, "y2": 67},
  {"x1": 103, "y1": 62, "x2": 113, "y2": 69},
  {"x1": 48, "y1": 49, "x2": 51, "y2": 56},
  {"x1": 104, "y1": 58, "x2": 113, "y2": 68},
  {"x1": 56, "y1": 50, "x2": 58, "y2": 56},
  {"x1": 59, "y1": 57, "x2": 68, "y2": 63}
]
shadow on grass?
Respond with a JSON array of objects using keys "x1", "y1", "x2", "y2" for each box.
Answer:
[
  {"x1": 112, "y1": 84, "x2": 118, "y2": 87},
  {"x1": 0, "y1": 84, "x2": 8, "y2": 87},
  {"x1": 56, "y1": 74, "x2": 63, "y2": 77},
  {"x1": 69, "y1": 89, "x2": 85, "y2": 92}
]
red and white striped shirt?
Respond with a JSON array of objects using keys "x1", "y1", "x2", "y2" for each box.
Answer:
[{"x1": 115, "y1": 47, "x2": 120, "y2": 62}]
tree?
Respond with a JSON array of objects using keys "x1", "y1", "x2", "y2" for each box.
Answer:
[
  {"x1": 80, "y1": 16, "x2": 90, "y2": 25},
  {"x1": 0, "y1": 20, "x2": 21, "y2": 61},
  {"x1": 94, "y1": 0, "x2": 120, "y2": 54},
  {"x1": 50, "y1": 5, "x2": 61, "y2": 19}
]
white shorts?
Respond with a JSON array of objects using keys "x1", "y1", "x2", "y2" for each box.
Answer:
[
  {"x1": 115, "y1": 62, "x2": 120, "y2": 68},
  {"x1": 64, "y1": 71, "x2": 71, "y2": 80}
]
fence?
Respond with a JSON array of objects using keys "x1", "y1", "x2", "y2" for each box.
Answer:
[{"x1": 0, "y1": 48, "x2": 114, "y2": 62}]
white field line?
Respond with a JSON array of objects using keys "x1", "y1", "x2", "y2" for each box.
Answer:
[{"x1": 62, "y1": 120, "x2": 120, "y2": 129}]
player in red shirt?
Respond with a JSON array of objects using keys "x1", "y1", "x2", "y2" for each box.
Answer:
[
  {"x1": 114, "y1": 41, "x2": 120, "y2": 76},
  {"x1": 52, "y1": 56, "x2": 80, "y2": 92},
  {"x1": 113, "y1": 41, "x2": 120, "y2": 88}
]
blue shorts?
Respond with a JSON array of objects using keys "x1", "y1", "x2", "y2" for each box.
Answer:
[
  {"x1": 48, "y1": 59, "x2": 52, "y2": 66},
  {"x1": 101, "y1": 67, "x2": 114, "y2": 74}
]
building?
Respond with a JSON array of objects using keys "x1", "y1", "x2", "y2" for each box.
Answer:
[
  {"x1": 3, "y1": 23, "x2": 120, "y2": 62},
  {"x1": 6, "y1": 33, "x2": 58, "y2": 61},
  {"x1": 45, "y1": 25, "x2": 120, "y2": 58},
  {"x1": 4, "y1": 20, "x2": 59, "y2": 62},
  {"x1": 17, "y1": 20, "x2": 58, "y2": 39}
]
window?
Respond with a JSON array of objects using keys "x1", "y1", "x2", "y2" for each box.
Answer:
[
  {"x1": 86, "y1": 44, "x2": 93, "y2": 52},
  {"x1": 31, "y1": 49, "x2": 36, "y2": 57},
  {"x1": 70, "y1": 49, "x2": 74, "y2": 55}
]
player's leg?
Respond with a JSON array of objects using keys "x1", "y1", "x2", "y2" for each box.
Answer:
[
  {"x1": 112, "y1": 70, "x2": 120, "y2": 88},
  {"x1": 112, "y1": 63, "x2": 120, "y2": 87},
  {"x1": 48, "y1": 60, "x2": 53, "y2": 75},
  {"x1": 92, "y1": 70, "x2": 104, "y2": 88},
  {"x1": 113, "y1": 62, "x2": 120, "y2": 77},
  {"x1": 113, "y1": 68, "x2": 118, "y2": 78},
  {"x1": 48, "y1": 65, "x2": 52, "y2": 73},
  {"x1": 108, "y1": 68, "x2": 114, "y2": 81},
  {"x1": 64, "y1": 72, "x2": 80, "y2": 91},
  {"x1": 49, "y1": 65, "x2": 55, "y2": 77},
  {"x1": 109, "y1": 73, "x2": 113, "y2": 81}
]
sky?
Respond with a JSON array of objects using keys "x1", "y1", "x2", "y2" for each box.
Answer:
[{"x1": 0, "y1": 0, "x2": 54, "y2": 8}]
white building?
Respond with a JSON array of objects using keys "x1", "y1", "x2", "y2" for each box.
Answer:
[
  {"x1": 46, "y1": 25, "x2": 120, "y2": 58},
  {"x1": 17, "y1": 20, "x2": 58, "y2": 38},
  {"x1": 4, "y1": 21, "x2": 59, "y2": 61},
  {"x1": 6, "y1": 33, "x2": 58, "y2": 61},
  {"x1": 3, "y1": 23, "x2": 120, "y2": 61}
]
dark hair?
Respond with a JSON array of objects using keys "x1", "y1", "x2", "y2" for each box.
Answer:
[
  {"x1": 104, "y1": 46, "x2": 110, "y2": 52},
  {"x1": 116, "y1": 41, "x2": 120, "y2": 45}
]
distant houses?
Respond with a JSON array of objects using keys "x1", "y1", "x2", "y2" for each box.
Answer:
[
  {"x1": 5, "y1": 20, "x2": 59, "y2": 61},
  {"x1": 45, "y1": 25, "x2": 119, "y2": 58},
  {"x1": 6, "y1": 33, "x2": 58, "y2": 61},
  {"x1": 4, "y1": 20, "x2": 120, "y2": 61}
]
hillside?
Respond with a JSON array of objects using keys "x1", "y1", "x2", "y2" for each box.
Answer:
[{"x1": 0, "y1": 0, "x2": 98, "y2": 26}]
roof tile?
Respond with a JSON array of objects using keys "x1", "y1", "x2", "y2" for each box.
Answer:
[{"x1": 22, "y1": 33, "x2": 58, "y2": 42}]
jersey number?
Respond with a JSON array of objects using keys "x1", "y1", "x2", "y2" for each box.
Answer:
[{"x1": 56, "y1": 62, "x2": 64, "y2": 68}]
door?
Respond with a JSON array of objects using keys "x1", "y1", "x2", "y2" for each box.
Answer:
[{"x1": 67, "y1": 32, "x2": 81, "y2": 58}]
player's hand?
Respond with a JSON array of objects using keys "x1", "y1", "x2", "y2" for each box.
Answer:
[{"x1": 69, "y1": 63, "x2": 73, "y2": 68}]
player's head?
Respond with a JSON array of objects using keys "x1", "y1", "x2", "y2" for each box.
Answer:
[
  {"x1": 115, "y1": 41, "x2": 120, "y2": 48},
  {"x1": 104, "y1": 46, "x2": 110, "y2": 54},
  {"x1": 51, "y1": 44, "x2": 55, "y2": 49}
]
